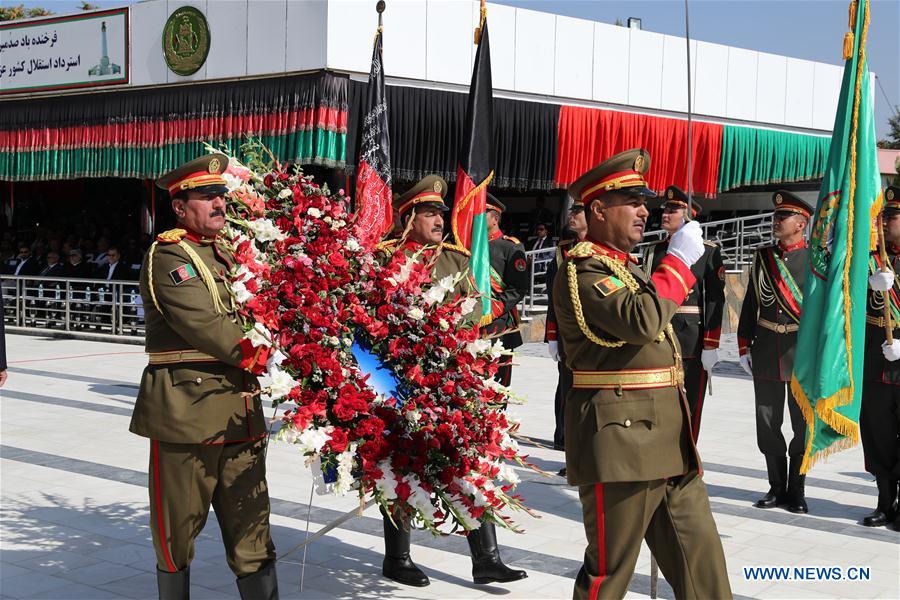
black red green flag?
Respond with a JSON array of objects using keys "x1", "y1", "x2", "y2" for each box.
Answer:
[
  {"x1": 353, "y1": 27, "x2": 393, "y2": 250},
  {"x1": 451, "y1": 16, "x2": 493, "y2": 324}
]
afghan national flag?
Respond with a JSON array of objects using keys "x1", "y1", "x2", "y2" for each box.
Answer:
[
  {"x1": 790, "y1": 0, "x2": 882, "y2": 473},
  {"x1": 451, "y1": 17, "x2": 493, "y2": 325},
  {"x1": 353, "y1": 27, "x2": 392, "y2": 250}
]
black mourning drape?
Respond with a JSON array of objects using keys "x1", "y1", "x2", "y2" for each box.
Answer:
[{"x1": 347, "y1": 80, "x2": 559, "y2": 191}]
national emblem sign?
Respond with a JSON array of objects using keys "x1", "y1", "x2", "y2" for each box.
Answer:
[{"x1": 162, "y1": 6, "x2": 210, "y2": 76}]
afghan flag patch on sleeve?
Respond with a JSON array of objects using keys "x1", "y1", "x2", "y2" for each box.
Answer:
[
  {"x1": 169, "y1": 263, "x2": 198, "y2": 285},
  {"x1": 594, "y1": 275, "x2": 625, "y2": 297}
]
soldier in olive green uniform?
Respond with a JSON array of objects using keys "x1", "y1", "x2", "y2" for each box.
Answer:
[
  {"x1": 738, "y1": 190, "x2": 812, "y2": 515},
  {"x1": 130, "y1": 155, "x2": 279, "y2": 600},
  {"x1": 643, "y1": 187, "x2": 726, "y2": 441},
  {"x1": 375, "y1": 175, "x2": 527, "y2": 588},
  {"x1": 483, "y1": 195, "x2": 529, "y2": 387},
  {"x1": 554, "y1": 149, "x2": 731, "y2": 600},
  {"x1": 861, "y1": 185, "x2": 900, "y2": 530}
]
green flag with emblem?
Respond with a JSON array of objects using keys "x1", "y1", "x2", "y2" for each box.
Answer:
[{"x1": 790, "y1": 0, "x2": 883, "y2": 473}]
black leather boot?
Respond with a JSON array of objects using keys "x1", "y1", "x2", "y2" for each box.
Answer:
[
  {"x1": 382, "y1": 513, "x2": 429, "y2": 587},
  {"x1": 786, "y1": 455, "x2": 809, "y2": 514},
  {"x1": 466, "y1": 522, "x2": 527, "y2": 585},
  {"x1": 862, "y1": 478, "x2": 898, "y2": 527},
  {"x1": 236, "y1": 560, "x2": 279, "y2": 600},
  {"x1": 157, "y1": 567, "x2": 189, "y2": 600},
  {"x1": 754, "y1": 455, "x2": 788, "y2": 508}
]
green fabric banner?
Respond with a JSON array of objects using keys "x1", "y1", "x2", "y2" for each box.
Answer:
[
  {"x1": 790, "y1": 0, "x2": 881, "y2": 473},
  {"x1": 717, "y1": 126, "x2": 831, "y2": 193},
  {"x1": 0, "y1": 130, "x2": 346, "y2": 181}
]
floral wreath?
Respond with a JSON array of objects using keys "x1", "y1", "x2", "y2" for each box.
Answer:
[{"x1": 214, "y1": 142, "x2": 535, "y2": 534}]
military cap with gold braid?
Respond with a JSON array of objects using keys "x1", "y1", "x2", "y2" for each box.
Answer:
[
  {"x1": 568, "y1": 148, "x2": 657, "y2": 205},
  {"x1": 486, "y1": 193, "x2": 505, "y2": 214},
  {"x1": 156, "y1": 153, "x2": 229, "y2": 197},
  {"x1": 663, "y1": 185, "x2": 701, "y2": 218},
  {"x1": 395, "y1": 174, "x2": 449, "y2": 218},
  {"x1": 772, "y1": 189, "x2": 813, "y2": 219},
  {"x1": 885, "y1": 186, "x2": 900, "y2": 213}
]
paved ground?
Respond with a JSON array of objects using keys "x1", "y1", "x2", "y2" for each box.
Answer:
[{"x1": 1, "y1": 333, "x2": 897, "y2": 599}]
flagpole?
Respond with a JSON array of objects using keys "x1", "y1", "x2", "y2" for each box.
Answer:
[
  {"x1": 684, "y1": 0, "x2": 693, "y2": 214},
  {"x1": 377, "y1": 0, "x2": 384, "y2": 29}
]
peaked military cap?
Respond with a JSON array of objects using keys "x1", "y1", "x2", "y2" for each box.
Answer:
[
  {"x1": 486, "y1": 193, "x2": 506, "y2": 214},
  {"x1": 157, "y1": 153, "x2": 229, "y2": 197},
  {"x1": 663, "y1": 185, "x2": 701, "y2": 218},
  {"x1": 568, "y1": 148, "x2": 656, "y2": 206},
  {"x1": 885, "y1": 186, "x2": 900, "y2": 213},
  {"x1": 772, "y1": 190, "x2": 813, "y2": 219},
  {"x1": 395, "y1": 174, "x2": 449, "y2": 218}
]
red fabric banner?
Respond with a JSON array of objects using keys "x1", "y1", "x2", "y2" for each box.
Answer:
[{"x1": 554, "y1": 106, "x2": 723, "y2": 198}]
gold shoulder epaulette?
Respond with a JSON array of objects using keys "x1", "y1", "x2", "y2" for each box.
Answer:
[
  {"x1": 157, "y1": 228, "x2": 187, "y2": 243},
  {"x1": 375, "y1": 238, "x2": 400, "y2": 252},
  {"x1": 441, "y1": 242, "x2": 472, "y2": 256},
  {"x1": 567, "y1": 241, "x2": 599, "y2": 259},
  {"x1": 503, "y1": 235, "x2": 522, "y2": 245}
]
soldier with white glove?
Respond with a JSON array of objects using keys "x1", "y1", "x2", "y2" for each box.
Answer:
[{"x1": 642, "y1": 189, "x2": 726, "y2": 443}]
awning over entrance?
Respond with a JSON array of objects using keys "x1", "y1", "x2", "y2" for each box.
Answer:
[{"x1": 0, "y1": 71, "x2": 348, "y2": 181}]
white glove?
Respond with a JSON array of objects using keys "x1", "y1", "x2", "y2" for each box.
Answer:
[
  {"x1": 666, "y1": 220, "x2": 704, "y2": 266},
  {"x1": 868, "y1": 271, "x2": 893, "y2": 292},
  {"x1": 739, "y1": 354, "x2": 753, "y2": 376},
  {"x1": 882, "y1": 340, "x2": 900, "y2": 362},
  {"x1": 548, "y1": 340, "x2": 560, "y2": 362},
  {"x1": 701, "y1": 348, "x2": 719, "y2": 372}
]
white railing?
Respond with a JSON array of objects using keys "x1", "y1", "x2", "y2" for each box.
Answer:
[{"x1": 2, "y1": 276, "x2": 144, "y2": 338}]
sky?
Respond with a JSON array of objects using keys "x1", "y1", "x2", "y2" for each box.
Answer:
[{"x1": 8, "y1": 0, "x2": 899, "y2": 139}]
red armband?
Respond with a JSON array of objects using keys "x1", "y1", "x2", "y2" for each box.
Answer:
[
  {"x1": 546, "y1": 319, "x2": 558, "y2": 342},
  {"x1": 738, "y1": 336, "x2": 750, "y2": 357},
  {"x1": 651, "y1": 255, "x2": 697, "y2": 305},
  {"x1": 703, "y1": 327, "x2": 722, "y2": 349},
  {"x1": 238, "y1": 338, "x2": 270, "y2": 375}
]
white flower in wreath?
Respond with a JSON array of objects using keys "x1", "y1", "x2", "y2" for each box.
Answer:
[
  {"x1": 408, "y1": 307, "x2": 425, "y2": 321},
  {"x1": 374, "y1": 460, "x2": 398, "y2": 500},
  {"x1": 345, "y1": 238, "x2": 362, "y2": 253},
  {"x1": 223, "y1": 173, "x2": 245, "y2": 192},
  {"x1": 496, "y1": 462, "x2": 520, "y2": 486},
  {"x1": 438, "y1": 318, "x2": 449, "y2": 331},
  {"x1": 244, "y1": 322, "x2": 272, "y2": 348},
  {"x1": 278, "y1": 188, "x2": 293, "y2": 199},
  {"x1": 424, "y1": 275, "x2": 455, "y2": 305},
  {"x1": 264, "y1": 366, "x2": 294, "y2": 402},
  {"x1": 248, "y1": 218, "x2": 287, "y2": 242},
  {"x1": 333, "y1": 444, "x2": 357, "y2": 496},
  {"x1": 459, "y1": 297, "x2": 478, "y2": 316},
  {"x1": 465, "y1": 338, "x2": 491, "y2": 357},
  {"x1": 232, "y1": 279, "x2": 253, "y2": 304},
  {"x1": 405, "y1": 409, "x2": 421, "y2": 424},
  {"x1": 307, "y1": 207, "x2": 322, "y2": 218},
  {"x1": 298, "y1": 427, "x2": 332, "y2": 454}
]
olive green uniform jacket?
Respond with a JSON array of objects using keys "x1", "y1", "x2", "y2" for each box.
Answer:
[
  {"x1": 130, "y1": 229, "x2": 266, "y2": 444},
  {"x1": 553, "y1": 240, "x2": 701, "y2": 485}
]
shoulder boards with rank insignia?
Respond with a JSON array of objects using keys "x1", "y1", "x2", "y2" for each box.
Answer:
[
  {"x1": 503, "y1": 235, "x2": 522, "y2": 245},
  {"x1": 170, "y1": 263, "x2": 198, "y2": 285},
  {"x1": 594, "y1": 275, "x2": 625, "y2": 297},
  {"x1": 441, "y1": 242, "x2": 472, "y2": 256},
  {"x1": 374, "y1": 239, "x2": 400, "y2": 252},
  {"x1": 157, "y1": 228, "x2": 187, "y2": 244}
]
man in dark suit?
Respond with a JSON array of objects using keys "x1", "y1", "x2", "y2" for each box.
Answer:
[
  {"x1": 7, "y1": 245, "x2": 41, "y2": 276},
  {"x1": 528, "y1": 224, "x2": 553, "y2": 251},
  {"x1": 38, "y1": 251, "x2": 65, "y2": 277},
  {"x1": 96, "y1": 246, "x2": 134, "y2": 281}
]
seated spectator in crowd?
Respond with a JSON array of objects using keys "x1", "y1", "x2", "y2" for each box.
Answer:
[
  {"x1": 527, "y1": 224, "x2": 554, "y2": 251},
  {"x1": 5, "y1": 244, "x2": 41, "y2": 276},
  {"x1": 80, "y1": 238, "x2": 96, "y2": 263},
  {"x1": 91, "y1": 237, "x2": 111, "y2": 267},
  {"x1": 96, "y1": 246, "x2": 134, "y2": 281},
  {"x1": 38, "y1": 251, "x2": 65, "y2": 277},
  {"x1": 63, "y1": 249, "x2": 93, "y2": 279},
  {"x1": 122, "y1": 236, "x2": 144, "y2": 270}
]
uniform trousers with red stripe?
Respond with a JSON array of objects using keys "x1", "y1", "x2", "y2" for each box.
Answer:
[
  {"x1": 149, "y1": 437, "x2": 276, "y2": 577},
  {"x1": 574, "y1": 470, "x2": 731, "y2": 600},
  {"x1": 682, "y1": 358, "x2": 709, "y2": 443}
]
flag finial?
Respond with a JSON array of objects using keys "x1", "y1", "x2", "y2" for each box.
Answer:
[
  {"x1": 376, "y1": 0, "x2": 385, "y2": 30},
  {"x1": 474, "y1": 0, "x2": 486, "y2": 45},
  {"x1": 843, "y1": 0, "x2": 857, "y2": 60}
]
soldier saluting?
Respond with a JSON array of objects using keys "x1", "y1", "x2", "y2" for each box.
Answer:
[
  {"x1": 861, "y1": 185, "x2": 900, "y2": 530},
  {"x1": 643, "y1": 186, "x2": 726, "y2": 441},
  {"x1": 130, "y1": 155, "x2": 279, "y2": 599},
  {"x1": 738, "y1": 190, "x2": 813, "y2": 514},
  {"x1": 554, "y1": 149, "x2": 731, "y2": 599}
]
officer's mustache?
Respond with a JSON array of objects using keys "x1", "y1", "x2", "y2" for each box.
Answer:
[{"x1": 210, "y1": 209, "x2": 225, "y2": 218}]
